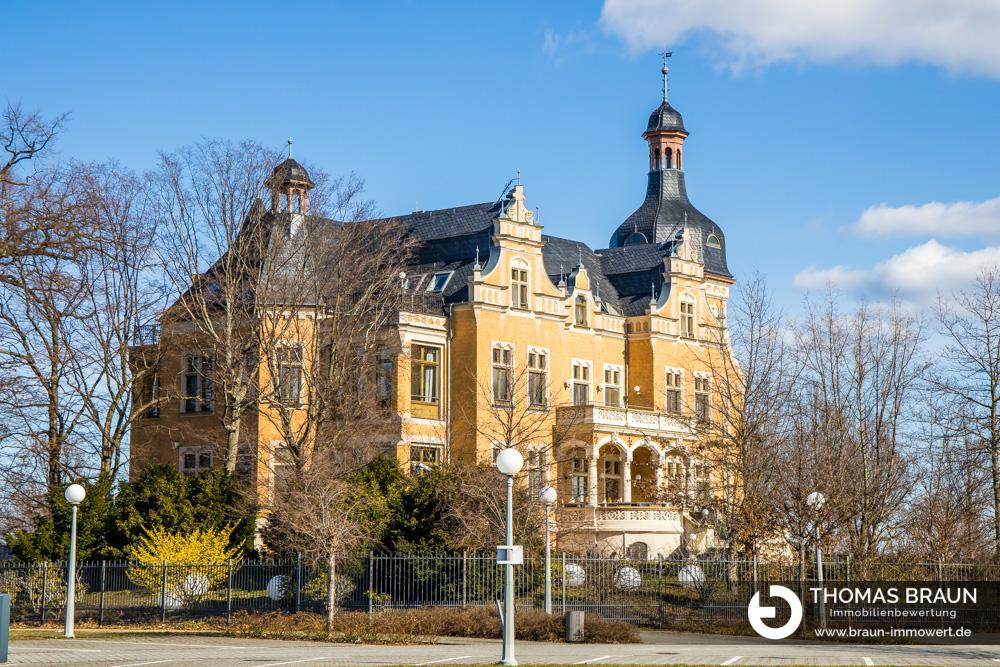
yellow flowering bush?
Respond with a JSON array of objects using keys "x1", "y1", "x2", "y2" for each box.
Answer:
[{"x1": 126, "y1": 524, "x2": 243, "y2": 607}]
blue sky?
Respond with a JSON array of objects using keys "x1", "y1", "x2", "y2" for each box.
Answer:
[{"x1": 7, "y1": 0, "x2": 1000, "y2": 311}]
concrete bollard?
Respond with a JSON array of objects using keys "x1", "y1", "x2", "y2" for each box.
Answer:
[
  {"x1": 1, "y1": 592, "x2": 9, "y2": 663},
  {"x1": 565, "y1": 610, "x2": 585, "y2": 642}
]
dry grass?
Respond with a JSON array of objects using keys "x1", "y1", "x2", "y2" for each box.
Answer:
[{"x1": 226, "y1": 607, "x2": 640, "y2": 644}]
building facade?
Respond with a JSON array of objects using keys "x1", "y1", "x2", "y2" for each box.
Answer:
[{"x1": 131, "y1": 61, "x2": 736, "y2": 558}]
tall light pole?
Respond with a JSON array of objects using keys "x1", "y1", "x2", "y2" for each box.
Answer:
[
  {"x1": 495, "y1": 448, "x2": 523, "y2": 666},
  {"x1": 539, "y1": 485, "x2": 557, "y2": 614},
  {"x1": 806, "y1": 490, "x2": 826, "y2": 629},
  {"x1": 63, "y1": 483, "x2": 86, "y2": 639}
]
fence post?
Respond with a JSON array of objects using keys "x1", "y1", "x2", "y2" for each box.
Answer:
[
  {"x1": 39, "y1": 561, "x2": 48, "y2": 625},
  {"x1": 462, "y1": 551, "x2": 467, "y2": 608},
  {"x1": 226, "y1": 559, "x2": 233, "y2": 624},
  {"x1": 295, "y1": 553, "x2": 302, "y2": 614},
  {"x1": 560, "y1": 552, "x2": 566, "y2": 614},
  {"x1": 160, "y1": 560, "x2": 168, "y2": 624},
  {"x1": 657, "y1": 555, "x2": 664, "y2": 628},
  {"x1": 98, "y1": 560, "x2": 107, "y2": 627},
  {"x1": 752, "y1": 553, "x2": 758, "y2": 591},
  {"x1": 367, "y1": 551, "x2": 374, "y2": 618}
]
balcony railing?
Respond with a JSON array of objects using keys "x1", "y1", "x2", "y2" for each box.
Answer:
[
  {"x1": 555, "y1": 403, "x2": 693, "y2": 433},
  {"x1": 133, "y1": 324, "x2": 160, "y2": 345},
  {"x1": 561, "y1": 504, "x2": 685, "y2": 531}
]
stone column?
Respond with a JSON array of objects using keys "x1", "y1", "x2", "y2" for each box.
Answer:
[
  {"x1": 655, "y1": 458, "x2": 664, "y2": 499},
  {"x1": 588, "y1": 455, "x2": 599, "y2": 507},
  {"x1": 622, "y1": 452, "x2": 633, "y2": 504}
]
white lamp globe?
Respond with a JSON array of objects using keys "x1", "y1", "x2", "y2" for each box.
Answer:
[
  {"x1": 806, "y1": 491, "x2": 826, "y2": 511},
  {"x1": 495, "y1": 448, "x2": 524, "y2": 476},
  {"x1": 539, "y1": 485, "x2": 557, "y2": 506},
  {"x1": 64, "y1": 483, "x2": 86, "y2": 505}
]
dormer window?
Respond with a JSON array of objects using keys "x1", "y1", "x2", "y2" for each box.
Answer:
[
  {"x1": 706, "y1": 233, "x2": 721, "y2": 249},
  {"x1": 511, "y1": 267, "x2": 529, "y2": 309},
  {"x1": 574, "y1": 295, "x2": 588, "y2": 326},
  {"x1": 427, "y1": 272, "x2": 452, "y2": 293}
]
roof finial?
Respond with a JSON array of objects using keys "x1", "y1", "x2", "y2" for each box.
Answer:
[
  {"x1": 651, "y1": 282, "x2": 657, "y2": 303},
  {"x1": 661, "y1": 50, "x2": 673, "y2": 103},
  {"x1": 474, "y1": 245, "x2": 482, "y2": 271},
  {"x1": 287, "y1": 137, "x2": 293, "y2": 159},
  {"x1": 578, "y1": 246, "x2": 584, "y2": 267},
  {"x1": 516, "y1": 168, "x2": 521, "y2": 186}
]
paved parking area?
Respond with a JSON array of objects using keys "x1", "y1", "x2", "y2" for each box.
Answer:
[{"x1": 5, "y1": 632, "x2": 1000, "y2": 666}]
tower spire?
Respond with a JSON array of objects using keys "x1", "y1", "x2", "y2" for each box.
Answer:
[
  {"x1": 661, "y1": 50, "x2": 672, "y2": 102},
  {"x1": 287, "y1": 137, "x2": 293, "y2": 159}
]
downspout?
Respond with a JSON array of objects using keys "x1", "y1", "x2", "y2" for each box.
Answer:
[{"x1": 446, "y1": 303, "x2": 454, "y2": 464}]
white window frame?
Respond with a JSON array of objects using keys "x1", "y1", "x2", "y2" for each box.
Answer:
[
  {"x1": 491, "y1": 342, "x2": 514, "y2": 405},
  {"x1": 527, "y1": 346, "x2": 549, "y2": 409},
  {"x1": 410, "y1": 443, "x2": 442, "y2": 474},
  {"x1": 178, "y1": 445, "x2": 213, "y2": 474},
  {"x1": 574, "y1": 294, "x2": 589, "y2": 327},
  {"x1": 510, "y1": 261, "x2": 530, "y2": 310},
  {"x1": 571, "y1": 359, "x2": 592, "y2": 405},
  {"x1": 602, "y1": 363, "x2": 623, "y2": 408},
  {"x1": 570, "y1": 449, "x2": 589, "y2": 504},
  {"x1": 180, "y1": 354, "x2": 213, "y2": 414},
  {"x1": 694, "y1": 372, "x2": 711, "y2": 423},
  {"x1": 526, "y1": 445, "x2": 548, "y2": 496},
  {"x1": 680, "y1": 297, "x2": 696, "y2": 339},
  {"x1": 664, "y1": 367, "x2": 684, "y2": 415},
  {"x1": 273, "y1": 341, "x2": 305, "y2": 406},
  {"x1": 426, "y1": 271, "x2": 453, "y2": 293}
]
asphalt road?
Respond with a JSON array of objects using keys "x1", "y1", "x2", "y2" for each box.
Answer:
[{"x1": 5, "y1": 631, "x2": 1000, "y2": 666}]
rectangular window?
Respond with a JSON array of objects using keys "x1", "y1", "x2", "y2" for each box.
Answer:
[
  {"x1": 270, "y1": 441, "x2": 294, "y2": 501},
  {"x1": 410, "y1": 344, "x2": 441, "y2": 418},
  {"x1": 571, "y1": 454, "x2": 589, "y2": 503},
  {"x1": 603, "y1": 456, "x2": 622, "y2": 503},
  {"x1": 491, "y1": 345, "x2": 513, "y2": 404},
  {"x1": 603, "y1": 365, "x2": 622, "y2": 408},
  {"x1": 410, "y1": 444, "x2": 441, "y2": 474},
  {"x1": 142, "y1": 371, "x2": 160, "y2": 418},
  {"x1": 681, "y1": 301, "x2": 695, "y2": 339},
  {"x1": 695, "y1": 376, "x2": 711, "y2": 423},
  {"x1": 574, "y1": 296, "x2": 588, "y2": 326},
  {"x1": 179, "y1": 447, "x2": 212, "y2": 474},
  {"x1": 572, "y1": 361, "x2": 591, "y2": 405},
  {"x1": 528, "y1": 349, "x2": 548, "y2": 409},
  {"x1": 665, "y1": 371, "x2": 682, "y2": 414},
  {"x1": 375, "y1": 355, "x2": 394, "y2": 405},
  {"x1": 511, "y1": 268, "x2": 529, "y2": 309},
  {"x1": 527, "y1": 448, "x2": 547, "y2": 497},
  {"x1": 275, "y1": 344, "x2": 304, "y2": 405},
  {"x1": 427, "y1": 272, "x2": 452, "y2": 292},
  {"x1": 181, "y1": 355, "x2": 213, "y2": 413}
]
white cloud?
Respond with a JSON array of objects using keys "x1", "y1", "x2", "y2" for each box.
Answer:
[
  {"x1": 600, "y1": 0, "x2": 1000, "y2": 77},
  {"x1": 795, "y1": 240, "x2": 1000, "y2": 298},
  {"x1": 853, "y1": 197, "x2": 1000, "y2": 238}
]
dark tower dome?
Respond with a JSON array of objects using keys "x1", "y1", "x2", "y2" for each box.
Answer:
[
  {"x1": 267, "y1": 157, "x2": 314, "y2": 188},
  {"x1": 266, "y1": 139, "x2": 315, "y2": 214},
  {"x1": 646, "y1": 101, "x2": 687, "y2": 134}
]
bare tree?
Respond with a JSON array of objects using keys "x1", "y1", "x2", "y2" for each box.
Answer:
[
  {"x1": 268, "y1": 450, "x2": 386, "y2": 634},
  {"x1": 932, "y1": 267, "x2": 1000, "y2": 558},
  {"x1": 698, "y1": 273, "x2": 795, "y2": 557},
  {"x1": 150, "y1": 139, "x2": 279, "y2": 472}
]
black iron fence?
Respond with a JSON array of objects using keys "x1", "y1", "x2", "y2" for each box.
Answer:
[{"x1": 2, "y1": 553, "x2": 998, "y2": 628}]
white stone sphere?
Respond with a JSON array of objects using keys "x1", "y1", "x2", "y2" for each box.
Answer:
[
  {"x1": 614, "y1": 566, "x2": 642, "y2": 591},
  {"x1": 266, "y1": 575, "x2": 288, "y2": 601},
  {"x1": 564, "y1": 563, "x2": 586, "y2": 587},
  {"x1": 678, "y1": 564, "x2": 705, "y2": 588}
]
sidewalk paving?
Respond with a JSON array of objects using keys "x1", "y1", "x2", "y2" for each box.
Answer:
[{"x1": 5, "y1": 632, "x2": 1000, "y2": 666}]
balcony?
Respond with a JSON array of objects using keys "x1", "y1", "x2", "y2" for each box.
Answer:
[
  {"x1": 556, "y1": 403, "x2": 693, "y2": 434},
  {"x1": 561, "y1": 504, "x2": 685, "y2": 532}
]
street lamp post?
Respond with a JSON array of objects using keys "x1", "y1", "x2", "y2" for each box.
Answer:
[
  {"x1": 539, "y1": 486, "x2": 557, "y2": 615},
  {"x1": 806, "y1": 490, "x2": 826, "y2": 629},
  {"x1": 495, "y1": 448, "x2": 523, "y2": 666},
  {"x1": 63, "y1": 483, "x2": 86, "y2": 639}
]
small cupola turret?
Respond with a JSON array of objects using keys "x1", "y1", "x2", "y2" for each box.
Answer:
[
  {"x1": 266, "y1": 138, "x2": 315, "y2": 214},
  {"x1": 644, "y1": 52, "x2": 688, "y2": 173}
]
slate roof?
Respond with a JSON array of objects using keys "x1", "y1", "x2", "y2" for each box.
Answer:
[
  {"x1": 646, "y1": 101, "x2": 687, "y2": 134},
  {"x1": 608, "y1": 169, "x2": 731, "y2": 278},
  {"x1": 267, "y1": 158, "x2": 314, "y2": 186}
]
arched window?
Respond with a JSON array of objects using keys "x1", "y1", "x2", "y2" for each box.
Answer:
[
  {"x1": 653, "y1": 148, "x2": 660, "y2": 171},
  {"x1": 706, "y1": 233, "x2": 721, "y2": 249},
  {"x1": 665, "y1": 147, "x2": 673, "y2": 169},
  {"x1": 677, "y1": 148, "x2": 682, "y2": 169},
  {"x1": 627, "y1": 541, "x2": 649, "y2": 560},
  {"x1": 574, "y1": 295, "x2": 588, "y2": 326},
  {"x1": 624, "y1": 231, "x2": 647, "y2": 246}
]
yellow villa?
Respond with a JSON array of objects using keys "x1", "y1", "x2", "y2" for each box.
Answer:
[{"x1": 131, "y1": 60, "x2": 737, "y2": 559}]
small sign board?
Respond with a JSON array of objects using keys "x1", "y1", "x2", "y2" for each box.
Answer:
[{"x1": 496, "y1": 545, "x2": 523, "y2": 565}]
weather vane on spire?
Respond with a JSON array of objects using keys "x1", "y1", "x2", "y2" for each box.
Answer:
[
  {"x1": 287, "y1": 137, "x2": 293, "y2": 159},
  {"x1": 661, "y1": 50, "x2": 673, "y2": 103}
]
